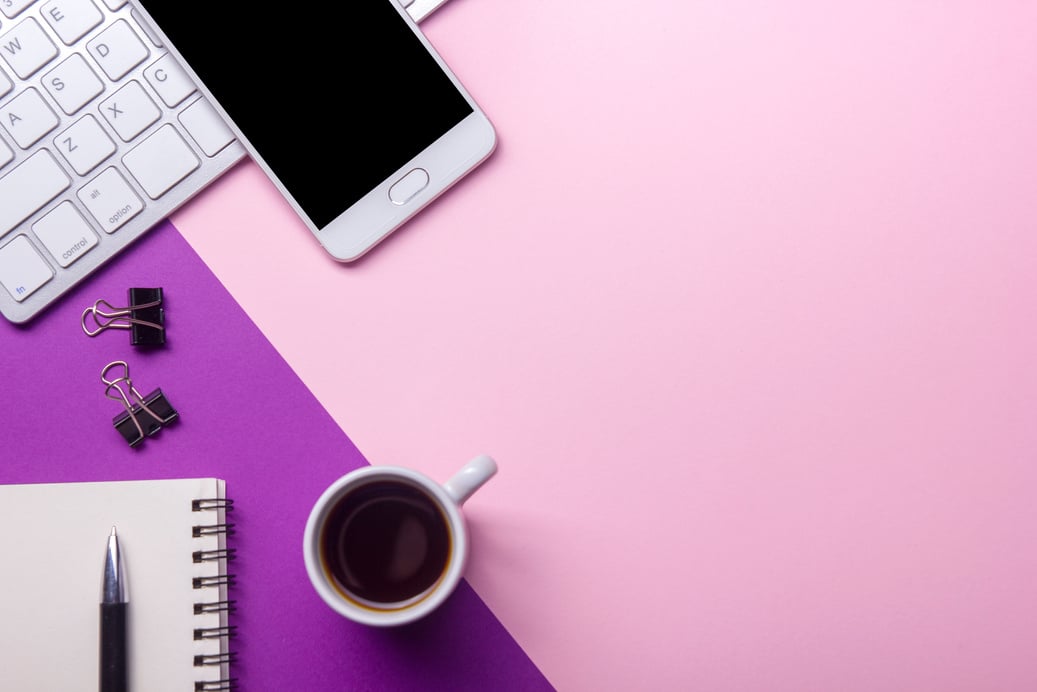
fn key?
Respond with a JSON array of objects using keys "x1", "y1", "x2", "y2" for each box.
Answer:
[{"x1": 0, "y1": 236, "x2": 53, "y2": 302}]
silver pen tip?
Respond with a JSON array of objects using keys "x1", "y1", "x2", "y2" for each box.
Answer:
[{"x1": 102, "y1": 526, "x2": 126, "y2": 604}]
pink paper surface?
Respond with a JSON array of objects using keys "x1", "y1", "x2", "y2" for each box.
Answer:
[{"x1": 173, "y1": 2, "x2": 1037, "y2": 689}]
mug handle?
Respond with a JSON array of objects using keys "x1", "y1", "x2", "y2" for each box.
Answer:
[{"x1": 443, "y1": 455, "x2": 498, "y2": 506}]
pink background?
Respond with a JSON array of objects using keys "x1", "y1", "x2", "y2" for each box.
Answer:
[{"x1": 173, "y1": 2, "x2": 1037, "y2": 689}]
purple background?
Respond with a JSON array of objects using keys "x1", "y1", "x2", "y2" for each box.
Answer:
[{"x1": 0, "y1": 221, "x2": 552, "y2": 690}]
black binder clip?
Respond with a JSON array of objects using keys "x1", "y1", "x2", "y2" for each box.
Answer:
[
  {"x1": 82, "y1": 288, "x2": 166, "y2": 346},
  {"x1": 101, "y1": 361, "x2": 179, "y2": 447}
]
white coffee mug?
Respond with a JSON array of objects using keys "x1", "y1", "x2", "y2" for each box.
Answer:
[{"x1": 303, "y1": 455, "x2": 497, "y2": 626}]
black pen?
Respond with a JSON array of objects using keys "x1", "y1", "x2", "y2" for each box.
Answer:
[{"x1": 100, "y1": 526, "x2": 128, "y2": 692}]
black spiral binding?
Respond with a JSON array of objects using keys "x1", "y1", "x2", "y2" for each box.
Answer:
[{"x1": 192, "y1": 496, "x2": 237, "y2": 692}]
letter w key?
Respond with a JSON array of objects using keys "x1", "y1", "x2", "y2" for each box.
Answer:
[{"x1": 0, "y1": 18, "x2": 59, "y2": 79}]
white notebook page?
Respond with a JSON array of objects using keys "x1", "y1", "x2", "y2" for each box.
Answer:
[{"x1": 0, "y1": 478, "x2": 231, "y2": 691}]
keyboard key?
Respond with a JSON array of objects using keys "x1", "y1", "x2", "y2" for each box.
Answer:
[
  {"x1": 0, "y1": 235, "x2": 53, "y2": 301},
  {"x1": 123, "y1": 123, "x2": 197, "y2": 198},
  {"x1": 0, "y1": 87, "x2": 59, "y2": 148},
  {"x1": 179, "y1": 97, "x2": 234, "y2": 156},
  {"x1": 0, "y1": 137, "x2": 11, "y2": 167},
  {"x1": 0, "y1": 67, "x2": 11, "y2": 97},
  {"x1": 0, "y1": 150, "x2": 70, "y2": 236},
  {"x1": 43, "y1": 53, "x2": 105, "y2": 114},
  {"x1": 41, "y1": 0, "x2": 104, "y2": 46},
  {"x1": 55, "y1": 113, "x2": 115, "y2": 174},
  {"x1": 144, "y1": 53, "x2": 195, "y2": 107},
  {"x1": 0, "y1": 17, "x2": 59, "y2": 79},
  {"x1": 99, "y1": 79, "x2": 159, "y2": 141},
  {"x1": 99, "y1": 0, "x2": 125, "y2": 9},
  {"x1": 0, "y1": 0, "x2": 37, "y2": 19},
  {"x1": 32, "y1": 200, "x2": 97, "y2": 266},
  {"x1": 77, "y1": 166, "x2": 142, "y2": 232},
  {"x1": 87, "y1": 19, "x2": 148, "y2": 80}
]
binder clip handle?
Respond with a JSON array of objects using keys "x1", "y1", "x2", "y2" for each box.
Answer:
[
  {"x1": 82, "y1": 288, "x2": 165, "y2": 346},
  {"x1": 101, "y1": 361, "x2": 178, "y2": 447}
]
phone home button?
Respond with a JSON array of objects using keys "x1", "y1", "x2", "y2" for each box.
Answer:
[{"x1": 388, "y1": 168, "x2": 430, "y2": 206}]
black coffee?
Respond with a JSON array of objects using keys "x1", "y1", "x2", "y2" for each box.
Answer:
[{"x1": 320, "y1": 480, "x2": 451, "y2": 606}]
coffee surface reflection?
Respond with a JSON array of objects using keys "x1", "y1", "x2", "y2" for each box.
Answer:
[{"x1": 321, "y1": 480, "x2": 451, "y2": 606}]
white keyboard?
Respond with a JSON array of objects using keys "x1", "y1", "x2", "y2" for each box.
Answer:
[{"x1": 0, "y1": 0, "x2": 442, "y2": 324}]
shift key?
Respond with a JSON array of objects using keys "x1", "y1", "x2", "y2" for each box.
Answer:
[
  {"x1": 78, "y1": 167, "x2": 143, "y2": 233},
  {"x1": 0, "y1": 151, "x2": 70, "y2": 238}
]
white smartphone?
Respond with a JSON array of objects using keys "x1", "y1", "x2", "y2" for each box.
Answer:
[{"x1": 130, "y1": 1, "x2": 497, "y2": 261}]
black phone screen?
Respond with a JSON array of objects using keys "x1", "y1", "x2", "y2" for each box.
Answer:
[{"x1": 137, "y1": 2, "x2": 474, "y2": 228}]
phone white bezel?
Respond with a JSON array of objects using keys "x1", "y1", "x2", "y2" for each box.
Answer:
[{"x1": 130, "y1": 0, "x2": 496, "y2": 262}]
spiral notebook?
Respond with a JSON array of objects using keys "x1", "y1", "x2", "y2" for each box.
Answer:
[{"x1": 0, "y1": 478, "x2": 234, "y2": 691}]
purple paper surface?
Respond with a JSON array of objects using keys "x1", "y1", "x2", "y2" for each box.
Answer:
[{"x1": 0, "y1": 221, "x2": 552, "y2": 691}]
